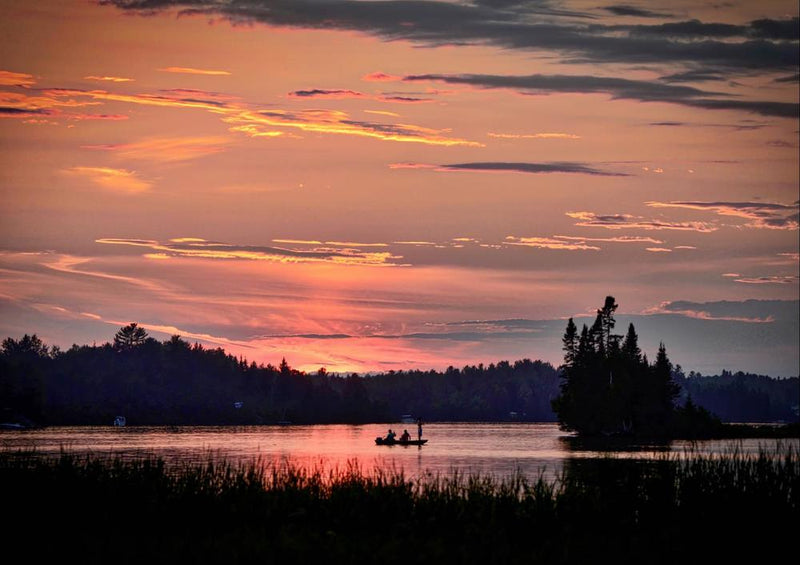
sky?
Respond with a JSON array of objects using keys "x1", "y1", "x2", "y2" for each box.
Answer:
[{"x1": 1, "y1": 0, "x2": 798, "y2": 377}]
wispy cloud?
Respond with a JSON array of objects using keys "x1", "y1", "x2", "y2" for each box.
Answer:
[
  {"x1": 0, "y1": 70, "x2": 36, "y2": 86},
  {"x1": 288, "y1": 88, "x2": 434, "y2": 104},
  {"x1": 390, "y1": 161, "x2": 628, "y2": 176},
  {"x1": 68, "y1": 113, "x2": 129, "y2": 121},
  {"x1": 65, "y1": 166, "x2": 152, "y2": 193},
  {"x1": 229, "y1": 108, "x2": 480, "y2": 146},
  {"x1": 567, "y1": 211, "x2": 717, "y2": 232},
  {"x1": 157, "y1": 66, "x2": 231, "y2": 76},
  {"x1": 84, "y1": 75, "x2": 134, "y2": 82},
  {"x1": 488, "y1": 132, "x2": 581, "y2": 140},
  {"x1": 602, "y1": 5, "x2": 674, "y2": 18},
  {"x1": 364, "y1": 109, "x2": 401, "y2": 117},
  {"x1": 735, "y1": 275, "x2": 799, "y2": 284},
  {"x1": 40, "y1": 254, "x2": 165, "y2": 292},
  {"x1": 647, "y1": 200, "x2": 799, "y2": 230},
  {"x1": 404, "y1": 73, "x2": 798, "y2": 119},
  {"x1": 35, "y1": 86, "x2": 481, "y2": 146},
  {"x1": 96, "y1": 238, "x2": 405, "y2": 267},
  {"x1": 289, "y1": 89, "x2": 366, "y2": 99},
  {"x1": 648, "y1": 300, "x2": 778, "y2": 323},
  {"x1": 505, "y1": 236, "x2": 601, "y2": 251},
  {"x1": 0, "y1": 89, "x2": 104, "y2": 121},
  {"x1": 554, "y1": 235, "x2": 664, "y2": 244},
  {"x1": 82, "y1": 136, "x2": 230, "y2": 162}
]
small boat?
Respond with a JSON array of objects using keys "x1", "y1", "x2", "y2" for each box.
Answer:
[
  {"x1": 400, "y1": 414, "x2": 415, "y2": 424},
  {"x1": 375, "y1": 437, "x2": 428, "y2": 446}
]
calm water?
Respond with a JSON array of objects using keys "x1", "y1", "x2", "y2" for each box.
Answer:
[{"x1": 1, "y1": 423, "x2": 795, "y2": 481}]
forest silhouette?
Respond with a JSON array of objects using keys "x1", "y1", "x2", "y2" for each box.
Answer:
[{"x1": 1, "y1": 299, "x2": 797, "y2": 434}]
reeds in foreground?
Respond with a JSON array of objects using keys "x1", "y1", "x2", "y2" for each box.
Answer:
[{"x1": 1, "y1": 443, "x2": 797, "y2": 565}]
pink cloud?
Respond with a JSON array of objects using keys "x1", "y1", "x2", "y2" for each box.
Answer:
[{"x1": 157, "y1": 66, "x2": 231, "y2": 76}]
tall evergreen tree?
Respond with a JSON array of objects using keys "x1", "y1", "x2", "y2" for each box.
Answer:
[
  {"x1": 562, "y1": 318, "x2": 578, "y2": 368},
  {"x1": 621, "y1": 323, "x2": 641, "y2": 363}
]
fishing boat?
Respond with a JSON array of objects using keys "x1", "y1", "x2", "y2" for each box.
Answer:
[{"x1": 375, "y1": 437, "x2": 428, "y2": 446}]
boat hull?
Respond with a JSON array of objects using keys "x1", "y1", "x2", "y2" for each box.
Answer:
[{"x1": 375, "y1": 438, "x2": 428, "y2": 446}]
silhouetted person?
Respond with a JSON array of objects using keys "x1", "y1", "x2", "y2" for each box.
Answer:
[
  {"x1": 400, "y1": 429, "x2": 410, "y2": 442},
  {"x1": 385, "y1": 429, "x2": 396, "y2": 442},
  {"x1": 417, "y1": 418, "x2": 423, "y2": 441}
]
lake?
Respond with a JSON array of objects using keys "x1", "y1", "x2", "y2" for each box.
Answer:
[{"x1": 1, "y1": 422, "x2": 795, "y2": 481}]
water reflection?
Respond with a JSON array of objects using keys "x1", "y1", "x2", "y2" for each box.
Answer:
[{"x1": 1, "y1": 422, "x2": 795, "y2": 483}]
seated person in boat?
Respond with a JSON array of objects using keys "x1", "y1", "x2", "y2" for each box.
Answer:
[
  {"x1": 384, "y1": 429, "x2": 397, "y2": 442},
  {"x1": 399, "y1": 429, "x2": 411, "y2": 442}
]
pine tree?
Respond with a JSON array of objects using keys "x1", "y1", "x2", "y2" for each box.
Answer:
[
  {"x1": 113, "y1": 323, "x2": 148, "y2": 351},
  {"x1": 562, "y1": 318, "x2": 578, "y2": 368},
  {"x1": 621, "y1": 323, "x2": 641, "y2": 363}
]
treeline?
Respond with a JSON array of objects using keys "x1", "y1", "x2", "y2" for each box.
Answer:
[
  {"x1": 678, "y1": 370, "x2": 799, "y2": 423},
  {"x1": 0, "y1": 324, "x2": 797, "y2": 428},
  {"x1": 0, "y1": 328, "x2": 558, "y2": 427}
]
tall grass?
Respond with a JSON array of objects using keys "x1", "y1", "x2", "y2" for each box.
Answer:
[{"x1": 2, "y1": 443, "x2": 797, "y2": 564}]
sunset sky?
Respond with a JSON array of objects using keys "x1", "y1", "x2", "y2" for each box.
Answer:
[{"x1": 1, "y1": 0, "x2": 798, "y2": 377}]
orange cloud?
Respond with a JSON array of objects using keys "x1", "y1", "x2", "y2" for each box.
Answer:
[
  {"x1": 505, "y1": 236, "x2": 601, "y2": 251},
  {"x1": 228, "y1": 108, "x2": 481, "y2": 147},
  {"x1": 554, "y1": 235, "x2": 663, "y2": 244},
  {"x1": 65, "y1": 167, "x2": 152, "y2": 193},
  {"x1": 97, "y1": 238, "x2": 404, "y2": 267},
  {"x1": 39, "y1": 86, "x2": 480, "y2": 146},
  {"x1": 0, "y1": 70, "x2": 36, "y2": 86},
  {"x1": 567, "y1": 211, "x2": 717, "y2": 232},
  {"x1": 325, "y1": 241, "x2": 389, "y2": 248},
  {"x1": 364, "y1": 109, "x2": 401, "y2": 117},
  {"x1": 84, "y1": 75, "x2": 134, "y2": 82},
  {"x1": 0, "y1": 90, "x2": 102, "y2": 120}
]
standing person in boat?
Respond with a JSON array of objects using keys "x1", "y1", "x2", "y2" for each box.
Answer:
[
  {"x1": 416, "y1": 418, "x2": 423, "y2": 441},
  {"x1": 400, "y1": 429, "x2": 411, "y2": 442}
]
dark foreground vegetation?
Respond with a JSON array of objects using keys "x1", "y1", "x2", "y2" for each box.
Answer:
[{"x1": 2, "y1": 444, "x2": 797, "y2": 565}]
